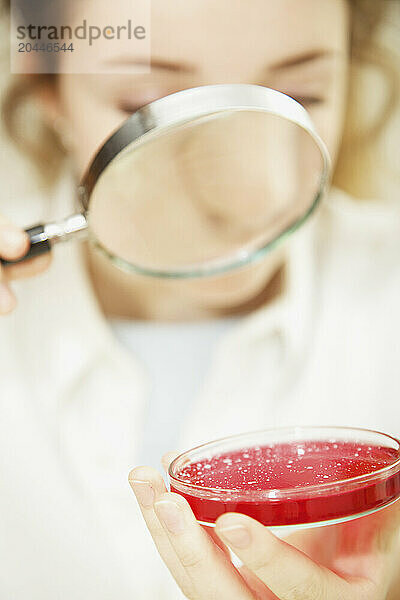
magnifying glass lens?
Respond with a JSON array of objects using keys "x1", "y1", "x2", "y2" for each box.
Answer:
[
  {"x1": 0, "y1": 86, "x2": 329, "y2": 277},
  {"x1": 88, "y1": 109, "x2": 324, "y2": 276}
]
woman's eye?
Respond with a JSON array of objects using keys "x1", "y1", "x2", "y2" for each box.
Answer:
[
  {"x1": 118, "y1": 88, "x2": 181, "y2": 115},
  {"x1": 118, "y1": 95, "x2": 164, "y2": 115},
  {"x1": 291, "y1": 96, "x2": 325, "y2": 108},
  {"x1": 119, "y1": 94, "x2": 325, "y2": 116},
  {"x1": 119, "y1": 103, "x2": 144, "y2": 115}
]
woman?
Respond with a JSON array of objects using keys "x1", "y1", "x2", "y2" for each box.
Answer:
[{"x1": 0, "y1": 0, "x2": 399, "y2": 598}]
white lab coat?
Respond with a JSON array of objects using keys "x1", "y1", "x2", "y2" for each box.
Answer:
[{"x1": 1, "y1": 179, "x2": 400, "y2": 599}]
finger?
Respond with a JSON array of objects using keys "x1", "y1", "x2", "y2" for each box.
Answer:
[
  {"x1": 238, "y1": 566, "x2": 277, "y2": 599},
  {"x1": 161, "y1": 452, "x2": 231, "y2": 559},
  {"x1": 154, "y1": 492, "x2": 254, "y2": 599},
  {"x1": 5, "y1": 254, "x2": 52, "y2": 280},
  {"x1": 206, "y1": 526, "x2": 232, "y2": 559},
  {"x1": 162, "y1": 451, "x2": 179, "y2": 473},
  {"x1": 0, "y1": 281, "x2": 16, "y2": 315},
  {"x1": 0, "y1": 219, "x2": 29, "y2": 261},
  {"x1": 215, "y1": 513, "x2": 371, "y2": 600},
  {"x1": 0, "y1": 253, "x2": 50, "y2": 316},
  {"x1": 162, "y1": 450, "x2": 232, "y2": 559},
  {"x1": 129, "y1": 467, "x2": 191, "y2": 594}
]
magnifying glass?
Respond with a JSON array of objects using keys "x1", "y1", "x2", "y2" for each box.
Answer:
[{"x1": 2, "y1": 84, "x2": 331, "y2": 279}]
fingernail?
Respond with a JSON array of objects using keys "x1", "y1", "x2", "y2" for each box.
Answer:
[
  {"x1": 0, "y1": 283, "x2": 16, "y2": 314},
  {"x1": 130, "y1": 479, "x2": 155, "y2": 508},
  {"x1": 155, "y1": 500, "x2": 185, "y2": 534},
  {"x1": 0, "y1": 227, "x2": 27, "y2": 254},
  {"x1": 218, "y1": 524, "x2": 251, "y2": 549}
]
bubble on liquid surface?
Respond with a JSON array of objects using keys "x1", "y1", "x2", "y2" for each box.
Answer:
[{"x1": 176, "y1": 441, "x2": 399, "y2": 492}]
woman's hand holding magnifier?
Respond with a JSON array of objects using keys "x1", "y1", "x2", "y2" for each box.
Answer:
[
  {"x1": 0, "y1": 215, "x2": 50, "y2": 315},
  {"x1": 129, "y1": 457, "x2": 399, "y2": 600}
]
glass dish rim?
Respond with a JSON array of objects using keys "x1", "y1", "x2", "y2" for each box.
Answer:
[{"x1": 168, "y1": 425, "x2": 400, "y2": 500}]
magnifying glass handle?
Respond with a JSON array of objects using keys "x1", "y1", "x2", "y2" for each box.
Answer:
[
  {"x1": 0, "y1": 214, "x2": 88, "y2": 266},
  {"x1": 0, "y1": 225, "x2": 51, "y2": 266}
]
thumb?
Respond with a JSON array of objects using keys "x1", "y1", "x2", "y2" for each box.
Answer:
[{"x1": 215, "y1": 513, "x2": 371, "y2": 600}]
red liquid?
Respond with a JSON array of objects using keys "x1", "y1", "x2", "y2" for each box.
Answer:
[{"x1": 170, "y1": 441, "x2": 400, "y2": 526}]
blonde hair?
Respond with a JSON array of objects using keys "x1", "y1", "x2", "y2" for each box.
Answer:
[
  {"x1": 1, "y1": 0, "x2": 399, "y2": 197},
  {"x1": 333, "y1": 1, "x2": 400, "y2": 199}
]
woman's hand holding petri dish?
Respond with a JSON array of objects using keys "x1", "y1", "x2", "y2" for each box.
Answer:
[{"x1": 129, "y1": 427, "x2": 400, "y2": 599}]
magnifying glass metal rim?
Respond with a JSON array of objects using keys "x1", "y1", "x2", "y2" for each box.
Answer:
[
  {"x1": 1, "y1": 84, "x2": 331, "y2": 278},
  {"x1": 78, "y1": 83, "x2": 331, "y2": 279}
]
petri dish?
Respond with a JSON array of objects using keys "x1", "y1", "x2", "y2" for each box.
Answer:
[{"x1": 169, "y1": 426, "x2": 400, "y2": 530}]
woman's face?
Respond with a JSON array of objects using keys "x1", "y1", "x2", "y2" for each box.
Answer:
[
  {"x1": 57, "y1": 0, "x2": 350, "y2": 169},
  {"x1": 51, "y1": 0, "x2": 350, "y2": 310}
]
